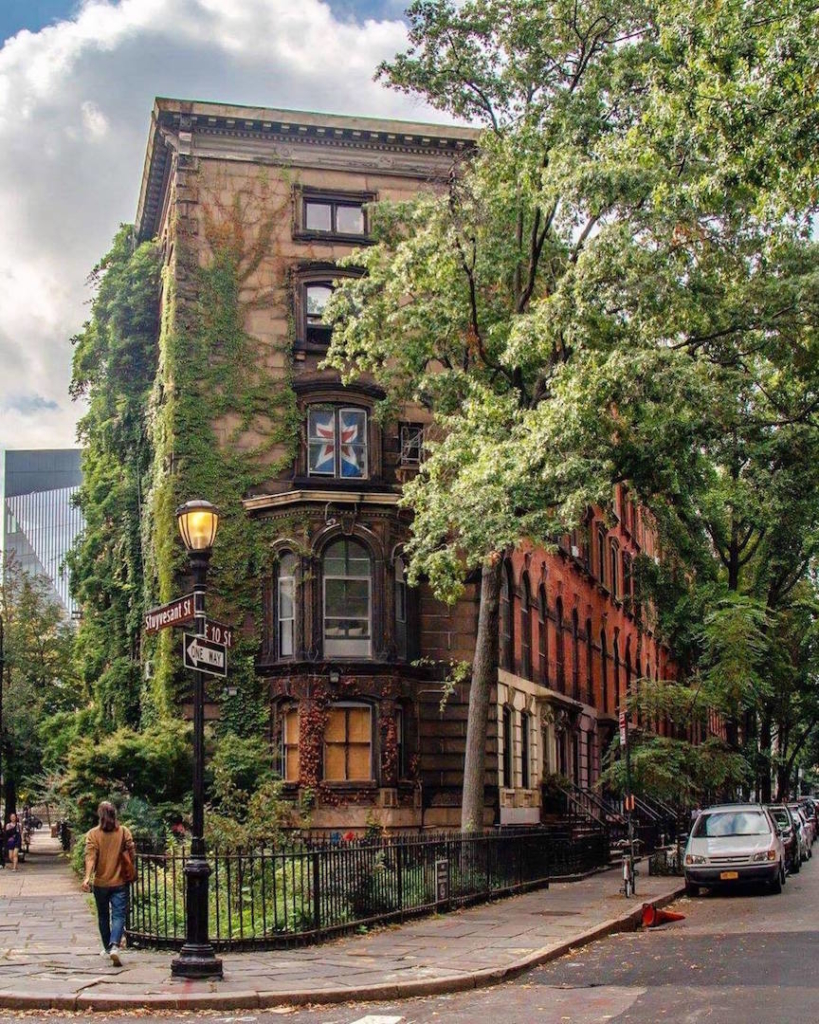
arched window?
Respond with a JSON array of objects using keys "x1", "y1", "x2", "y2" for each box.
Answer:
[
  {"x1": 395, "y1": 554, "x2": 408, "y2": 661},
  {"x1": 625, "y1": 638, "x2": 633, "y2": 697},
  {"x1": 610, "y1": 540, "x2": 619, "y2": 597},
  {"x1": 597, "y1": 525, "x2": 606, "y2": 583},
  {"x1": 500, "y1": 562, "x2": 514, "y2": 671},
  {"x1": 521, "y1": 573, "x2": 532, "y2": 679},
  {"x1": 571, "y1": 609, "x2": 580, "y2": 699},
  {"x1": 555, "y1": 598, "x2": 565, "y2": 693},
  {"x1": 585, "y1": 618, "x2": 594, "y2": 705},
  {"x1": 502, "y1": 704, "x2": 514, "y2": 787},
  {"x1": 601, "y1": 629, "x2": 609, "y2": 713},
  {"x1": 277, "y1": 552, "x2": 297, "y2": 659},
  {"x1": 521, "y1": 711, "x2": 531, "y2": 789},
  {"x1": 538, "y1": 586, "x2": 549, "y2": 686},
  {"x1": 613, "y1": 635, "x2": 621, "y2": 709},
  {"x1": 622, "y1": 552, "x2": 632, "y2": 601},
  {"x1": 323, "y1": 539, "x2": 372, "y2": 658}
]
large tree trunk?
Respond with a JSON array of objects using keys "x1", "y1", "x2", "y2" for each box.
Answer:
[
  {"x1": 4, "y1": 776, "x2": 16, "y2": 823},
  {"x1": 461, "y1": 554, "x2": 503, "y2": 833},
  {"x1": 759, "y1": 713, "x2": 773, "y2": 803}
]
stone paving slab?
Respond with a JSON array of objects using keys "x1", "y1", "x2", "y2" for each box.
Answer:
[{"x1": 0, "y1": 828, "x2": 684, "y2": 1010}]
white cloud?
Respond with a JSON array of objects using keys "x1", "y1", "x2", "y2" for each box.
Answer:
[{"x1": 0, "y1": 0, "x2": 444, "y2": 451}]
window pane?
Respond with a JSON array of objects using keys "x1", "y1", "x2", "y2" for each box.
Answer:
[
  {"x1": 305, "y1": 201, "x2": 332, "y2": 231},
  {"x1": 325, "y1": 617, "x2": 369, "y2": 639},
  {"x1": 324, "y1": 539, "x2": 370, "y2": 577},
  {"x1": 285, "y1": 709, "x2": 299, "y2": 744},
  {"x1": 306, "y1": 284, "x2": 333, "y2": 318},
  {"x1": 339, "y1": 409, "x2": 367, "y2": 478},
  {"x1": 278, "y1": 577, "x2": 294, "y2": 619},
  {"x1": 348, "y1": 707, "x2": 371, "y2": 742},
  {"x1": 279, "y1": 619, "x2": 293, "y2": 657},
  {"x1": 325, "y1": 743, "x2": 346, "y2": 780},
  {"x1": 325, "y1": 709, "x2": 346, "y2": 743},
  {"x1": 308, "y1": 410, "x2": 335, "y2": 475},
  {"x1": 336, "y1": 204, "x2": 365, "y2": 234},
  {"x1": 325, "y1": 578, "x2": 370, "y2": 618},
  {"x1": 347, "y1": 744, "x2": 371, "y2": 779},
  {"x1": 285, "y1": 748, "x2": 300, "y2": 781}
]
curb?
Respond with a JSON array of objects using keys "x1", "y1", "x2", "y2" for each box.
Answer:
[{"x1": 0, "y1": 884, "x2": 686, "y2": 1012}]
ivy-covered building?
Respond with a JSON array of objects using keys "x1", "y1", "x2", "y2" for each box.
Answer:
[{"x1": 131, "y1": 98, "x2": 688, "y2": 831}]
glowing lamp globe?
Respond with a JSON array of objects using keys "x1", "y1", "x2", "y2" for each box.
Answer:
[{"x1": 176, "y1": 500, "x2": 219, "y2": 554}]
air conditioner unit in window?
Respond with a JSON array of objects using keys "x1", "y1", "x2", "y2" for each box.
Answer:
[{"x1": 571, "y1": 545, "x2": 580, "y2": 558}]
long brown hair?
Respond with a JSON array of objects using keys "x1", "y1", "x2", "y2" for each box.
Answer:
[{"x1": 97, "y1": 801, "x2": 118, "y2": 833}]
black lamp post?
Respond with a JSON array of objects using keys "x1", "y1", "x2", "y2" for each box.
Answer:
[{"x1": 171, "y1": 500, "x2": 223, "y2": 980}]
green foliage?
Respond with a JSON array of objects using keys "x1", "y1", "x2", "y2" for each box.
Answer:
[{"x1": 60, "y1": 721, "x2": 192, "y2": 831}]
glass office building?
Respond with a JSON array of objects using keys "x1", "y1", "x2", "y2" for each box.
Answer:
[{"x1": 2, "y1": 449, "x2": 84, "y2": 619}]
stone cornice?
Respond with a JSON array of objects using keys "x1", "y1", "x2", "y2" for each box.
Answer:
[
  {"x1": 136, "y1": 98, "x2": 478, "y2": 240},
  {"x1": 243, "y1": 489, "x2": 403, "y2": 513}
]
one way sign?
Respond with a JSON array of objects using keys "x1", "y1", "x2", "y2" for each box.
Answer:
[{"x1": 183, "y1": 633, "x2": 228, "y2": 678}]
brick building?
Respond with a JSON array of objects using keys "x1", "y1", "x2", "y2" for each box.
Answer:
[{"x1": 135, "y1": 98, "x2": 685, "y2": 831}]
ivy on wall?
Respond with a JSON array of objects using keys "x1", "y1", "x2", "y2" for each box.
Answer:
[{"x1": 70, "y1": 169, "x2": 301, "y2": 737}]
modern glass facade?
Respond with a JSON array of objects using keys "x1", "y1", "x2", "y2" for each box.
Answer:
[{"x1": 2, "y1": 449, "x2": 84, "y2": 618}]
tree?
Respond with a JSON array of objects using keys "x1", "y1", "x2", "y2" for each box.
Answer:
[
  {"x1": 327, "y1": 0, "x2": 819, "y2": 824},
  {"x1": 0, "y1": 557, "x2": 83, "y2": 817}
]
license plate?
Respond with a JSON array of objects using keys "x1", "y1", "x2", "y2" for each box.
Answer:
[{"x1": 719, "y1": 871, "x2": 739, "y2": 880}]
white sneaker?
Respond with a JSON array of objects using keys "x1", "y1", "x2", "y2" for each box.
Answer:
[
  {"x1": 100, "y1": 948, "x2": 109, "y2": 958},
  {"x1": 109, "y1": 946, "x2": 123, "y2": 967}
]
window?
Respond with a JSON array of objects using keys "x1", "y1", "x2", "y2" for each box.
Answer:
[
  {"x1": 303, "y1": 195, "x2": 367, "y2": 238},
  {"x1": 586, "y1": 618, "x2": 594, "y2": 705},
  {"x1": 555, "y1": 598, "x2": 565, "y2": 693},
  {"x1": 614, "y1": 636, "x2": 621, "y2": 708},
  {"x1": 400, "y1": 424, "x2": 425, "y2": 466},
  {"x1": 308, "y1": 407, "x2": 368, "y2": 479},
  {"x1": 395, "y1": 555, "x2": 407, "y2": 661},
  {"x1": 324, "y1": 704, "x2": 372, "y2": 781},
  {"x1": 395, "y1": 707, "x2": 405, "y2": 779},
  {"x1": 323, "y1": 539, "x2": 372, "y2": 658},
  {"x1": 305, "y1": 282, "x2": 334, "y2": 346},
  {"x1": 597, "y1": 526, "x2": 606, "y2": 584},
  {"x1": 538, "y1": 587, "x2": 549, "y2": 686},
  {"x1": 571, "y1": 609, "x2": 580, "y2": 699},
  {"x1": 277, "y1": 552, "x2": 297, "y2": 659},
  {"x1": 282, "y1": 707, "x2": 300, "y2": 782},
  {"x1": 521, "y1": 712, "x2": 531, "y2": 789},
  {"x1": 500, "y1": 563, "x2": 514, "y2": 671},
  {"x1": 502, "y1": 705, "x2": 513, "y2": 787},
  {"x1": 521, "y1": 574, "x2": 532, "y2": 680},
  {"x1": 622, "y1": 552, "x2": 633, "y2": 602},
  {"x1": 610, "y1": 540, "x2": 619, "y2": 598},
  {"x1": 601, "y1": 630, "x2": 609, "y2": 713}
]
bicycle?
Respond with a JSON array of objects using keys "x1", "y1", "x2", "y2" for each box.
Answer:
[{"x1": 614, "y1": 836, "x2": 643, "y2": 897}]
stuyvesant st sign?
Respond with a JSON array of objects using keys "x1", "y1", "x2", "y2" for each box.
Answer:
[
  {"x1": 144, "y1": 594, "x2": 195, "y2": 633},
  {"x1": 184, "y1": 633, "x2": 228, "y2": 678}
]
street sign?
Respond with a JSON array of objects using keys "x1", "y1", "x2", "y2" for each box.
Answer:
[
  {"x1": 435, "y1": 859, "x2": 450, "y2": 903},
  {"x1": 619, "y1": 710, "x2": 628, "y2": 748},
  {"x1": 145, "y1": 594, "x2": 195, "y2": 634},
  {"x1": 203, "y1": 619, "x2": 235, "y2": 649},
  {"x1": 183, "y1": 633, "x2": 228, "y2": 678}
]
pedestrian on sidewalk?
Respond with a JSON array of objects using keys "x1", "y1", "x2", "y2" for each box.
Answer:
[
  {"x1": 4, "y1": 813, "x2": 22, "y2": 871},
  {"x1": 82, "y1": 802, "x2": 135, "y2": 967}
]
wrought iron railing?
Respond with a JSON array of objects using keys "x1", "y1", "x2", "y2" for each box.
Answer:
[{"x1": 127, "y1": 828, "x2": 609, "y2": 951}]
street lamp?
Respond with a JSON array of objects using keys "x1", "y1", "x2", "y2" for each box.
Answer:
[{"x1": 171, "y1": 500, "x2": 223, "y2": 980}]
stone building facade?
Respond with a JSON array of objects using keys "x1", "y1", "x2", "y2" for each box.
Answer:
[{"x1": 135, "y1": 98, "x2": 694, "y2": 832}]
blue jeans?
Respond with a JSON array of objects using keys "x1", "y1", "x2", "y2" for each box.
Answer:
[{"x1": 93, "y1": 885, "x2": 128, "y2": 950}]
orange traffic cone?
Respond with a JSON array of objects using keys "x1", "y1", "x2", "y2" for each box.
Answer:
[{"x1": 642, "y1": 903, "x2": 686, "y2": 928}]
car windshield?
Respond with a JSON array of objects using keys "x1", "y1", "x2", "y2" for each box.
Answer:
[{"x1": 693, "y1": 811, "x2": 771, "y2": 838}]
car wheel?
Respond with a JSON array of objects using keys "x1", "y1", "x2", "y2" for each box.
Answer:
[
  {"x1": 793, "y1": 854, "x2": 801, "y2": 873},
  {"x1": 769, "y1": 870, "x2": 783, "y2": 895},
  {"x1": 684, "y1": 880, "x2": 700, "y2": 897}
]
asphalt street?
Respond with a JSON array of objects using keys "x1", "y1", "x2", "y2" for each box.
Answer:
[{"x1": 2, "y1": 859, "x2": 816, "y2": 1024}]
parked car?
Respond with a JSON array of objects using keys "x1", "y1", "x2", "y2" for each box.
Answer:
[
  {"x1": 767, "y1": 805, "x2": 801, "y2": 873},
  {"x1": 788, "y1": 804, "x2": 813, "y2": 859},
  {"x1": 683, "y1": 804, "x2": 786, "y2": 896}
]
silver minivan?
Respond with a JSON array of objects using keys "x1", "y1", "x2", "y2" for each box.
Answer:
[{"x1": 684, "y1": 804, "x2": 786, "y2": 896}]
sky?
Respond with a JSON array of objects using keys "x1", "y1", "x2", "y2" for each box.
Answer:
[{"x1": 0, "y1": 0, "x2": 439, "y2": 454}]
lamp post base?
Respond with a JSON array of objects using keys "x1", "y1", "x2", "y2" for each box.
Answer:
[{"x1": 171, "y1": 944, "x2": 223, "y2": 979}]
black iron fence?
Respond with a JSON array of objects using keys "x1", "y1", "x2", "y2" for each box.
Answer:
[{"x1": 127, "y1": 827, "x2": 609, "y2": 951}]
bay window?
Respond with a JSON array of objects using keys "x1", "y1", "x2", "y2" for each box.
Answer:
[{"x1": 323, "y1": 538, "x2": 372, "y2": 658}]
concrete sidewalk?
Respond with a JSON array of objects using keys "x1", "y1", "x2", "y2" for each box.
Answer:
[{"x1": 0, "y1": 829, "x2": 684, "y2": 1011}]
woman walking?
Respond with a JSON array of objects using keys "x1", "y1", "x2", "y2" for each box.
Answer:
[
  {"x1": 4, "y1": 814, "x2": 22, "y2": 871},
  {"x1": 82, "y1": 802, "x2": 135, "y2": 966}
]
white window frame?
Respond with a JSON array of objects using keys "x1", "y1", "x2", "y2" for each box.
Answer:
[
  {"x1": 322, "y1": 540, "x2": 372, "y2": 659},
  {"x1": 277, "y1": 553, "x2": 296, "y2": 659},
  {"x1": 400, "y1": 424, "x2": 425, "y2": 466}
]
